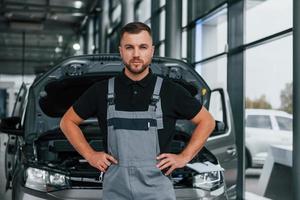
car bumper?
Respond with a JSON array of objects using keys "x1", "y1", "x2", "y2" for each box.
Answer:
[
  {"x1": 175, "y1": 187, "x2": 227, "y2": 200},
  {"x1": 14, "y1": 187, "x2": 227, "y2": 200},
  {"x1": 13, "y1": 166, "x2": 227, "y2": 200}
]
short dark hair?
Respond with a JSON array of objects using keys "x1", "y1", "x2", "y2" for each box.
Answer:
[{"x1": 119, "y1": 22, "x2": 152, "y2": 44}]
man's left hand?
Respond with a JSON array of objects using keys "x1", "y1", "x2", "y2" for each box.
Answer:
[{"x1": 156, "y1": 153, "x2": 190, "y2": 176}]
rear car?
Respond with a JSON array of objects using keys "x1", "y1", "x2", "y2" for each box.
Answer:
[
  {"x1": 0, "y1": 54, "x2": 237, "y2": 199},
  {"x1": 245, "y1": 108, "x2": 293, "y2": 168}
]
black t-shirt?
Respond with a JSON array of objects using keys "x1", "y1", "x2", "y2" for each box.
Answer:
[{"x1": 73, "y1": 69, "x2": 202, "y2": 153}]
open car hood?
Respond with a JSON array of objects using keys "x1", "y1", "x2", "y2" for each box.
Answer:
[{"x1": 24, "y1": 54, "x2": 211, "y2": 143}]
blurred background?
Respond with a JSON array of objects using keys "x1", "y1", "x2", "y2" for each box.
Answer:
[{"x1": 0, "y1": 0, "x2": 295, "y2": 199}]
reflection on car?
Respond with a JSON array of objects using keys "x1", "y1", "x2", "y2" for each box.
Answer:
[{"x1": 245, "y1": 108, "x2": 292, "y2": 168}]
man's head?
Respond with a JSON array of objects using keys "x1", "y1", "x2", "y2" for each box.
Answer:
[{"x1": 119, "y1": 22, "x2": 154, "y2": 77}]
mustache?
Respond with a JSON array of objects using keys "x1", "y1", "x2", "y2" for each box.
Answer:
[{"x1": 130, "y1": 59, "x2": 143, "y2": 63}]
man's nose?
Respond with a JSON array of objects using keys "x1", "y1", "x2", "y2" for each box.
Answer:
[{"x1": 133, "y1": 48, "x2": 140, "y2": 57}]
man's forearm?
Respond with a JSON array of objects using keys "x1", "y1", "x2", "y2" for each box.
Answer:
[
  {"x1": 60, "y1": 118, "x2": 95, "y2": 160},
  {"x1": 180, "y1": 120, "x2": 215, "y2": 162}
]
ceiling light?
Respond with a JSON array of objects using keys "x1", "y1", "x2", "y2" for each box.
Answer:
[
  {"x1": 72, "y1": 13, "x2": 84, "y2": 17},
  {"x1": 74, "y1": 1, "x2": 83, "y2": 9},
  {"x1": 55, "y1": 47, "x2": 62, "y2": 53},
  {"x1": 58, "y1": 35, "x2": 63, "y2": 43},
  {"x1": 73, "y1": 43, "x2": 80, "y2": 51},
  {"x1": 51, "y1": 14, "x2": 58, "y2": 20},
  {"x1": 95, "y1": 7, "x2": 102, "y2": 12}
]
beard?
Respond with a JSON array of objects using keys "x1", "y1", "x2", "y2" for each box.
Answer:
[{"x1": 124, "y1": 59, "x2": 150, "y2": 75}]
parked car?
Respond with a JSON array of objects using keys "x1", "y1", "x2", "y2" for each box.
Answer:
[
  {"x1": 0, "y1": 54, "x2": 237, "y2": 199},
  {"x1": 245, "y1": 108, "x2": 293, "y2": 168}
]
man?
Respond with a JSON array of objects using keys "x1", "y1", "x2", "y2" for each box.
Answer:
[{"x1": 60, "y1": 22, "x2": 215, "y2": 200}]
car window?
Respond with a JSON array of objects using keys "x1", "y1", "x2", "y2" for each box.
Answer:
[
  {"x1": 276, "y1": 116, "x2": 292, "y2": 131},
  {"x1": 208, "y1": 89, "x2": 227, "y2": 137},
  {"x1": 246, "y1": 115, "x2": 272, "y2": 129},
  {"x1": 209, "y1": 91, "x2": 223, "y2": 123},
  {"x1": 12, "y1": 83, "x2": 28, "y2": 118}
]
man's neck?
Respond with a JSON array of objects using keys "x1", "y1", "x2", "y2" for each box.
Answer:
[{"x1": 124, "y1": 67, "x2": 150, "y2": 81}]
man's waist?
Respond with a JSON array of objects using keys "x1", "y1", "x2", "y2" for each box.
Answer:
[{"x1": 116, "y1": 159, "x2": 158, "y2": 167}]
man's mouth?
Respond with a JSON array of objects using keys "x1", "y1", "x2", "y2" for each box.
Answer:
[{"x1": 131, "y1": 60, "x2": 143, "y2": 64}]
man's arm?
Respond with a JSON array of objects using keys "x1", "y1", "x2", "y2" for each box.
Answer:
[
  {"x1": 156, "y1": 106, "x2": 215, "y2": 175},
  {"x1": 60, "y1": 107, "x2": 117, "y2": 172}
]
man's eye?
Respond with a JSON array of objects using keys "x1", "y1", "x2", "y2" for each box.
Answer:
[
  {"x1": 126, "y1": 46, "x2": 133, "y2": 49},
  {"x1": 141, "y1": 46, "x2": 147, "y2": 49}
]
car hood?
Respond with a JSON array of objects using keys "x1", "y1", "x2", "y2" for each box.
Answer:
[{"x1": 24, "y1": 54, "x2": 211, "y2": 144}]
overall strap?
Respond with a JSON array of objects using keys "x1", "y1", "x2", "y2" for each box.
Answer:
[
  {"x1": 107, "y1": 77, "x2": 115, "y2": 105},
  {"x1": 150, "y1": 76, "x2": 164, "y2": 129},
  {"x1": 152, "y1": 76, "x2": 163, "y2": 100}
]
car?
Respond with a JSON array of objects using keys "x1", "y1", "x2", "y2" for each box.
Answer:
[
  {"x1": 0, "y1": 54, "x2": 237, "y2": 199},
  {"x1": 245, "y1": 108, "x2": 293, "y2": 168}
]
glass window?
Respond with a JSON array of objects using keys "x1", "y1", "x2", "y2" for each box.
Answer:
[
  {"x1": 245, "y1": 35, "x2": 292, "y2": 109},
  {"x1": 135, "y1": 0, "x2": 151, "y2": 22},
  {"x1": 195, "y1": 55, "x2": 227, "y2": 90},
  {"x1": 159, "y1": 9, "x2": 166, "y2": 40},
  {"x1": 88, "y1": 19, "x2": 94, "y2": 54},
  {"x1": 181, "y1": 31, "x2": 187, "y2": 58},
  {"x1": 77, "y1": 35, "x2": 84, "y2": 55},
  {"x1": 182, "y1": 0, "x2": 188, "y2": 27},
  {"x1": 195, "y1": 7, "x2": 227, "y2": 61},
  {"x1": 245, "y1": 0, "x2": 292, "y2": 43},
  {"x1": 160, "y1": 0, "x2": 166, "y2": 7},
  {"x1": 111, "y1": 3, "x2": 121, "y2": 24},
  {"x1": 276, "y1": 116, "x2": 292, "y2": 131},
  {"x1": 159, "y1": 43, "x2": 165, "y2": 57},
  {"x1": 246, "y1": 115, "x2": 272, "y2": 129}
]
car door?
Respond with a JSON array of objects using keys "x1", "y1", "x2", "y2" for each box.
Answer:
[
  {"x1": 0, "y1": 83, "x2": 27, "y2": 194},
  {"x1": 205, "y1": 88, "x2": 237, "y2": 196}
]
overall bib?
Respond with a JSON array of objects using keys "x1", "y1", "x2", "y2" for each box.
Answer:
[{"x1": 102, "y1": 76, "x2": 176, "y2": 200}]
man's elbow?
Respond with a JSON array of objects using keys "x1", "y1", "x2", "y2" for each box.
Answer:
[
  {"x1": 60, "y1": 114, "x2": 68, "y2": 132},
  {"x1": 60, "y1": 107, "x2": 82, "y2": 131},
  {"x1": 208, "y1": 117, "x2": 216, "y2": 135}
]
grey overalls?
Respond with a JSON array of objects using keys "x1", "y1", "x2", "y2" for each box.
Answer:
[{"x1": 102, "y1": 76, "x2": 176, "y2": 200}]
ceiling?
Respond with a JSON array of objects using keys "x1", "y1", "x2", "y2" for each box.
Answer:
[{"x1": 0, "y1": 0, "x2": 99, "y2": 75}]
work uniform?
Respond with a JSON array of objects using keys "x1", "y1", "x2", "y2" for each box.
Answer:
[
  {"x1": 102, "y1": 77, "x2": 175, "y2": 199},
  {"x1": 73, "y1": 69, "x2": 203, "y2": 199}
]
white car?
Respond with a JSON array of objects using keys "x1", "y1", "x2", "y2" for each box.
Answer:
[{"x1": 245, "y1": 109, "x2": 293, "y2": 168}]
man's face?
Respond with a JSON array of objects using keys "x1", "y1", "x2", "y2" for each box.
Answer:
[{"x1": 119, "y1": 31, "x2": 154, "y2": 75}]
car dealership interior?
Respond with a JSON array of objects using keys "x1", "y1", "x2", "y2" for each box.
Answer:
[{"x1": 0, "y1": 0, "x2": 299, "y2": 200}]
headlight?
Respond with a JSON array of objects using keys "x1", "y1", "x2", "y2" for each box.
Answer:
[
  {"x1": 24, "y1": 167, "x2": 69, "y2": 192},
  {"x1": 193, "y1": 171, "x2": 223, "y2": 191}
]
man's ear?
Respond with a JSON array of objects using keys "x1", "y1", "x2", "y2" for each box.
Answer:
[
  {"x1": 119, "y1": 46, "x2": 122, "y2": 57},
  {"x1": 151, "y1": 45, "x2": 155, "y2": 57}
]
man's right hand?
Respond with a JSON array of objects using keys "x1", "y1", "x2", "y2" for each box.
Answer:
[{"x1": 86, "y1": 151, "x2": 118, "y2": 172}]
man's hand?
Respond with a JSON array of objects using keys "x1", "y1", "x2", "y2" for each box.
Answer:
[
  {"x1": 156, "y1": 153, "x2": 190, "y2": 176},
  {"x1": 86, "y1": 151, "x2": 118, "y2": 172}
]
